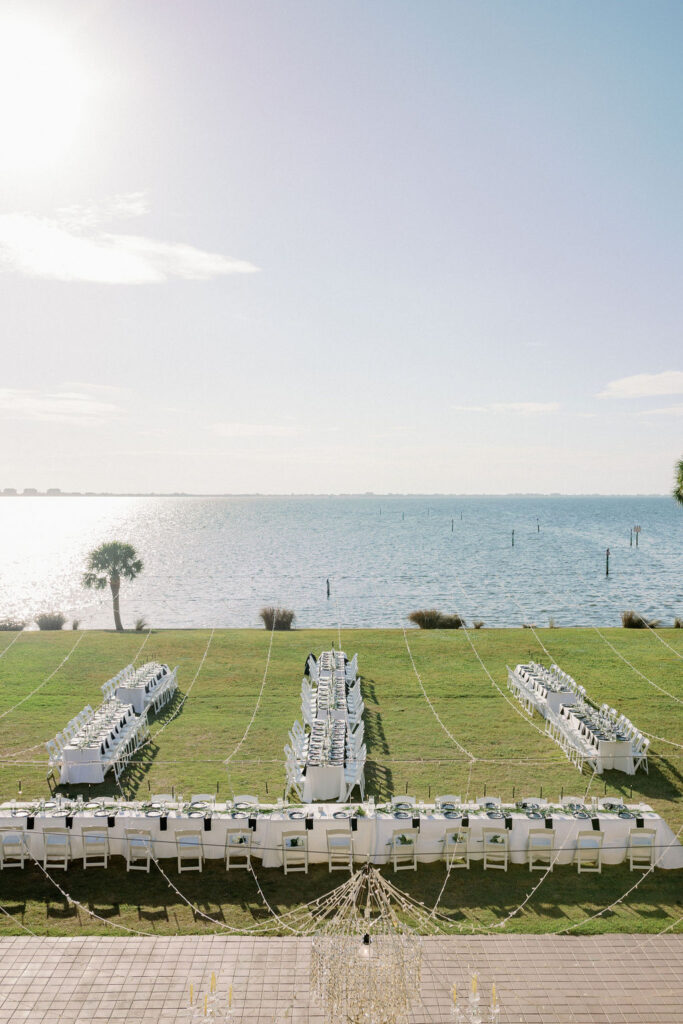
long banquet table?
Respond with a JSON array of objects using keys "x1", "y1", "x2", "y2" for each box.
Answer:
[
  {"x1": 559, "y1": 705, "x2": 635, "y2": 774},
  {"x1": 2, "y1": 800, "x2": 681, "y2": 870}
]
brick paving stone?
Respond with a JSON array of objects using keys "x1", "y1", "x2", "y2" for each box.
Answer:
[{"x1": 0, "y1": 935, "x2": 681, "y2": 1021}]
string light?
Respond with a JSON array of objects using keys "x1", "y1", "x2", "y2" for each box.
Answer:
[{"x1": 0, "y1": 632, "x2": 85, "y2": 722}]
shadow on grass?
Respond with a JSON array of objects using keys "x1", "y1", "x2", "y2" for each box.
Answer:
[
  {"x1": 600, "y1": 758, "x2": 681, "y2": 804},
  {"x1": 4, "y1": 858, "x2": 682, "y2": 936},
  {"x1": 362, "y1": 676, "x2": 394, "y2": 798},
  {"x1": 46, "y1": 899, "x2": 78, "y2": 920}
]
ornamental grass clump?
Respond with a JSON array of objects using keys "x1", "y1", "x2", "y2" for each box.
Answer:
[
  {"x1": 259, "y1": 606, "x2": 296, "y2": 630},
  {"x1": 35, "y1": 611, "x2": 66, "y2": 630},
  {"x1": 621, "y1": 610, "x2": 661, "y2": 629},
  {"x1": 408, "y1": 610, "x2": 465, "y2": 629}
]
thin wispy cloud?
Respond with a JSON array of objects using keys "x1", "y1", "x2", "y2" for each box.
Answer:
[
  {"x1": 0, "y1": 386, "x2": 122, "y2": 425},
  {"x1": 0, "y1": 193, "x2": 259, "y2": 283},
  {"x1": 211, "y1": 422, "x2": 298, "y2": 438},
  {"x1": 597, "y1": 371, "x2": 683, "y2": 399},
  {"x1": 452, "y1": 402, "x2": 560, "y2": 415},
  {"x1": 638, "y1": 405, "x2": 683, "y2": 417}
]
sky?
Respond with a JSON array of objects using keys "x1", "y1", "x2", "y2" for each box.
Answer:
[{"x1": 0, "y1": 0, "x2": 681, "y2": 495}]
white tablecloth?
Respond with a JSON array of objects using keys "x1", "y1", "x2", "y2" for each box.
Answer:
[
  {"x1": 2, "y1": 802, "x2": 680, "y2": 870},
  {"x1": 114, "y1": 685, "x2": 147, "y2": 715},
  {"x1": 301, "y1": 765, "x2": 346, "y2": 803},
  {"x1": 563, "y1": 708, "x2": 636, "y2": 775},
  {"x1": 59, "y1": 746, "x2": 107, "y2": 784}
]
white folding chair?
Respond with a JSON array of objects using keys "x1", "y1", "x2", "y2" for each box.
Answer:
[
  {"x1": 225, "y1": 829, "x2": 252, "y2": 870},
  {"x1": 43, "y1": 828, "x2": 71, "y2": 871},
  {"x1": 476, "y1": 796, "x2": 502, "y2": 808},
  {"x1": 561, "y1": 795, "x2": 586, "y2": 808},
  {"x1": 81, "y1": 826, "x2": 109, "y2": 869},
  {"x1": 327, "y1": 829, "x2": 354, "y2": 872},
  {"x1": 436, "y1": 795, "x2": 461, "y2": 811},
  {"x1": 627, "y1": 828, "x2": 656, "y2": 870},
  {"x1": 391, "y1": 795, "x2": 416, "y2": 808},
  {"x1": 233, "y1": 795, "x2": 259, "y2": 810},
  {"x1": 634, "y1": 738, "x2": 650, "y2": 774},
  {"x1": 442, "y1": 827, "x2": 469, "y2": 868},
  {"x1": 45, "y1": 740, "x2": 62, "y2": 768},
  {"x1": 0, "y1": 828, "x2": 28, "y2": 869},
  {"x1": 282, "y1": 831, "x2": 308, "y2": 874},
  {"x1": 574, "y1": 831, "x2": 603, "y2": 874},
  {"x1": 482, "y1": 829, "x2": 509, "y2": 871},
  {"x1": 390, "y1": 828, "x2": 418, "y2": 871},
  {"x1": 125, "y1": 829, "x2": 153, "y2": 872},
  {"x1": 175, "y1": 829, "x2": 203, "y2": 873},
  {"x1": 190, "y1": 794, "x2": 215, "y2": 806},
  {"x1": 528, "y1": 828, "x2": 554, "y2": 871}
]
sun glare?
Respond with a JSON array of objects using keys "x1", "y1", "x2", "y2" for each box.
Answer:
[{"x1": 0, "y1": 18, "x2": 89, "y2": 171}]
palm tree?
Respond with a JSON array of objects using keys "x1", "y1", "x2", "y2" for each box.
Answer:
[
  {"x1": 82, "y1": 541, "x2": 143, "y2": 632},
  {"x1": 674, "y1": 458, "x2": 683, "y2": 506}
]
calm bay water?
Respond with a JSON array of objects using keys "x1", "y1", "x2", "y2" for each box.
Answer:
[{"x1": 0, "y1": 496, "x2": 681, "y2": 629}]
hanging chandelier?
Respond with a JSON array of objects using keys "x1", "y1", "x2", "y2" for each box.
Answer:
[
  {"x1": 311, "y1": 865, "x2": 424, "y2": 1024},
  {"x1": 310, "y1": 864, "x2": 501, "y2": 1024}
]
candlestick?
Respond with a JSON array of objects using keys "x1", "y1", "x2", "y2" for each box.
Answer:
[
  {"x1": 204, "y1": 993, "x2": 207, "y2": 1016},
  {"x1": 491, "y1": 982, "x2": 496, "y2": 1006},
  {"x1": 452, "y1": 983, "x2": 457, "y2": 1006},
  {"x1": 228, "y1": 984, "x2": 233, "y2": 1008},
  {"x1": 471, "y1": 973, "x2": 477, "y2": 996},
  {"x1": 190, "y1": 983, "x2": 193, "y2": 1005}
]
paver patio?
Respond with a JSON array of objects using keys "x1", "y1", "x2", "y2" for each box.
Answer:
[{"x1": 0, "y1": 934, "x2": 680, "y2": 1023}]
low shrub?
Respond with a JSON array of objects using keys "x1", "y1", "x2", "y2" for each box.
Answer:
[
  {"x1": 473, "y1": 620, "x2": 485, "y2": 629},
  {"x1": 408, "y1": 610, "x2": 465, "y2": 629},
  {"x1": 35, "y1": 611, "x2": 66, "y2": 631},
  {"x1": 0, "y1": 618, "x2": 25, "y2": 631},
  {"x1": 621, "y1": 610, "x2": 661, "y2": 629},
  {"x1": 675, "y1": 617, "x2": 682, "y2": 629},
  {"x1": 135, "y1": 617, "x2": 148, "y2": 632},
  {"x1": 522, "y1": 623, "x2": 536, "y2": 629},
  {"x1": 71, "y1": 619, "x2": 80, "y2": 630},
  {"x1": 259, "y1": 606, "x2": 296, "y2": 630},
  {"x1": 548, "y1": 617, "x2": 556, "y2": 629}
]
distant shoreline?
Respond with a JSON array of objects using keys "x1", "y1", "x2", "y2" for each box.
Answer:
[{"x1": 0, "y1": 492, "x2": 671, "y2": 499}]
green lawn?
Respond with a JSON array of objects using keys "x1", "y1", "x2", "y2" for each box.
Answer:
[{"x1": 0, "y1": 627, "x2": 681, "y2": 936}]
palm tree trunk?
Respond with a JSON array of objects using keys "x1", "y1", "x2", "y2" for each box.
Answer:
[{"x1": 110, "y1": 574, "x2": 123, "y2": 631}]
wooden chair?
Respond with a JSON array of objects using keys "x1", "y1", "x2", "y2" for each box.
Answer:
[
  {"x1": 442, "y1": 827, "x2": 469, "y2": 869},
  {"x1": 326, "y1": 829, "x2": 353, "y2": 872},
  {"x1": 390, "y1": 828, "x2": 418, "y2": 872},
  {"x1": 574, "y1": 831, "x2": 603, "y2": 874},
  {"x1": 43, "y1": 828, "x2": 71, "y2": 871},
  {"x1": 125, "y1": 829, "x2": 153, "y2": 872},
  {"x1": 435, "y1": 795, "x2": 461, "y2": 811},
  {"x1": 482, "y1": 829, "x2": 509, "y2": 871},
  {"x1": 0, "y1": 828, "x2": 28, "y2": 869},
  {"x1": 175, "y1": 829, "x2": 204, "y2": 873},
  {"x1": 282, "y1": 830, "x2": 308, "y2": 874},
  {"x1": 627, "y1": 828, "x2": 656, "y2": 871},
  {"x1": 527, "y1": 828, "x2": 554, "y2": 871},
  {"x1": 225, "y1": 829, "x2": 252, "y2": 870},
  {"x1": 81, "y1": 826, "x2": 109, "y2": 869}
]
